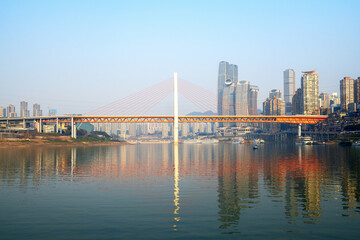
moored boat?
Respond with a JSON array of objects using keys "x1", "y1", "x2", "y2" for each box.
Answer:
[{"x1": 295, "y1": 136, "x2": 313, "y2": 145}]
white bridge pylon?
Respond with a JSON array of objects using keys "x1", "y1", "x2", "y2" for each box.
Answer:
[{"x1": 173, "y1": 72, "x2": 179, "y2": 144}]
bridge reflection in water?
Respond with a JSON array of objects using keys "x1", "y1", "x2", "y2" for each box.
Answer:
[{"x1": 0, "y1": 144, "x2": 359, "y2": 237}]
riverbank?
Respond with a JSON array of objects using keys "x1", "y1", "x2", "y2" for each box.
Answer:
[{"x1": 0, "y1": 136, "x2": 127, "y2": 148}]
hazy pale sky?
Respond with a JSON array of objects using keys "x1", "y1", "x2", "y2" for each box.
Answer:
[{"x1": 1, "y1": 0, "x2": 359, "y2": 115}]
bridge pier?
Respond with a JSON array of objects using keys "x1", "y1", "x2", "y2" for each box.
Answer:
[
  {"x1": 71, "y1": 117, "x2": 77, "y2": 139},
  {"x1": 298, "y1": 124, "x2": 302, "y2": 138},
  {"x1": 38, "y1": 118, "x2": 42, "y2": 133},
  {"x1": 23, "y1": 119, "x2": 26, "y2": 129},
  {"x1": 56, "y1": 118, "x2": 59, "y2": 133}
]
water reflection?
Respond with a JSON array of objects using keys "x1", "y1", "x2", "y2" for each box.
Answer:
[
  {"x1": 217, "y1": 144, "x2": 260, "y2": 232},
  {"x1": 173, "y1": 145, "x2": 180, "y2": 230},
  {"x1": 0, "y1": 144, "x2": 360, "y2": 235}
]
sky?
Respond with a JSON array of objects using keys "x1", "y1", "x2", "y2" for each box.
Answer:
[{"x1": 1, "y1": 0, "x2": 359, "y2": 115}]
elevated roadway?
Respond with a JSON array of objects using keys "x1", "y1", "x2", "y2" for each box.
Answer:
[{"x1": 0, "y1": 115, "x2": 328, "y2": 124}]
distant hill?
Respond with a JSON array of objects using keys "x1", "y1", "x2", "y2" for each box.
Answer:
[{"x1": 186, "y1": 110, "x2": 216, "y2": 116}]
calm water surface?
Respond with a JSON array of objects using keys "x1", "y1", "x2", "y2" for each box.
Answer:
[{"x1": 1, "y1": 143, "x2": 360, "y2": 239}]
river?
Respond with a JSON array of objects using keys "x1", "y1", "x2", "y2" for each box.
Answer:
[{"x1": 0, "y1": 143, "x2": 359, "y2": 239}]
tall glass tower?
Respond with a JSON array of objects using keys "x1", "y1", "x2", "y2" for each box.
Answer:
[
  {"x1": 248, "y1": 85, "x2": 259, "y2": 115},
  {"x1": 217, "y1": 61, "x2": 238, "y2": 115},
  {"x1": 235, "y1": 81, "x2": 249, "y2": 116},
  {"x1": 283, "y1": 69, "x2": 295, "y2": 115}
]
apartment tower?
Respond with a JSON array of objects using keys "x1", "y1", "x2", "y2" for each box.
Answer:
[
  {"x1": 284, "y1": 69, "x2": 295, "y2": 115},
  {"x1": 340, "y1": 77, "x2": 354, "y2": 111},
  {"x1": 301, "y1": 70, "x2": 319, "y2": 115}
]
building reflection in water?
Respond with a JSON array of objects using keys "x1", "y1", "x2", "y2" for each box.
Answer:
[
  {"x1": 0, "y1": 144, "x2": 360, "y2": 231},
  {"x1": 217, "y1": 144, "x2": 260, "y2": 231}
]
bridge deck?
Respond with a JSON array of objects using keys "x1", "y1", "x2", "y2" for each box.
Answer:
[{"x1": 0, "y1": 115, "x2": 328, "y2": 124}]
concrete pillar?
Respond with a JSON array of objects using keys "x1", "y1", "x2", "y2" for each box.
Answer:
[
  {"x1": 71, "y1": 117, "x2": 77, "y2": 139},
  {"x1": 173, "y1": 72, "x2": 179, "y2": 144},
  {"x1": 74, "y1": 123, "x2": 77, "y2": 139},
  {"x1": 298, "y1": 124, "x2": 302, "y2": 138},
  {"x1": 39, "y1": 118, "x2": 42, "y2": 133},
  {"x1": 23, "y1": 119, "x2": 26, "y2": 129},
  {"x1": 71, "y1": 117, "x2": 74, "y2": 138},
  {"x1": 56, "y1": 118, "x2": 59, "y2": 133}
]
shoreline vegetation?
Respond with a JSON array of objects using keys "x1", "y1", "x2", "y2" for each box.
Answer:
[{"x1": 0, "y1": 135, "x2": 127, "y2": 148}]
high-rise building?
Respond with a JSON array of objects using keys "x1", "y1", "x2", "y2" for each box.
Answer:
[
  {"x1": 248, "y1": 85, "x2": 259, "y2": 115},
  {"x1": 269, "y1": 89, "x2": 282, "y2": 99},
  {"x1": 217, "y1": 61, "x2": 238, "y2": 115},
  {"x1": 7, "y1": 104, "x2": 17, "y2": 117},
  {"x1": 162, "y1": 123, "x2": 169, "y2": 138},
  {"x1": 49, "y1": 109, "x2": 57, "y2": 116},
  {"x1": 235, "y1": 81, "x2": 250, "y2": 115},
  {"x1": 181, "y1": 123, "x2": 190, "y2": 137},
  {"x1": 129, "y1": 124, "x2": 137, "y2": 137},
  {"x1": 340, "y1": 77, "x2": 354, "y2": 111},
  {"x1": 354, "y1": 77, "x2": 360, "y2": 104},
  {"x1": 217, "y1": 61, "x2": 257, "y2": 127},
  {"x1": 0, "y1": 107, "x2": 6, "y2": 117},
  {"x1": 319, "y1": 92, "x2": 330, "y2": 109},
  {"x1": 33, "y1": 104, "x2": 42, "y2": 116},
  {"x1": 292, "y1": 88, "x2": 303, "y2": 115},
  {"x1": 222, "y1": 83, "x2": 236, "y2": 115},
  {"x1": 330, "y1": 92, "x2": 341, "y2": 106},
  {"x1": 20, "y1": 101, "x2": 30, "y2": 117},
  {"x1": 263, "y1": 97, "x2": 285, "y2": 116},
  {"x1": 301, "y1": 70, "x2": 319, "y2": 115},
  {"x1": 284, "y1": 69, "x2": 295, "y2": 115}
]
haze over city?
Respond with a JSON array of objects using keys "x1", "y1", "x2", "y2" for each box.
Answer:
[{"x1": 1, "y1": 0, "x2": 359, "y2": 115}]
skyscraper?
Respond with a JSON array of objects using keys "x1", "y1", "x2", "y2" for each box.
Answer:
[
  {"x1": 301, "y1": 70, "x2": 319, "y2": 115},
  {"x1": 20, "y1": 101, "x2": 30, "y2": 117},
  {"x1": 217, "y1": 61, "x2": 256, "y2": 128},
  {"x1": 284, "y1": 69, "x2": 295, "y2": 115},
  {"x1": 269, "y1": 89, "x2": 282, "y2": 99},
  {"x1": 355, "y1": 77, "x2": 360, "y2": 104},
  {"x1": 49, "y1": 109, "x2": 57, "y2": 116},
  {"x1": 248, "y1": 85, "x2": 259, "y2": 115},
  {"x1": 33, "y1": 104, "x2": 42, "y2": 116},
  {"x1": 263, "y1": 97, "x2": 285, "y2": 116},
  {"x1": 319, "y1": 92, "x2": 330, "y2": 109},
  {"x1": 292, "y1": 88, "x2": 303, "y2": 115},
  {"x1": 217, "y1": 61, "x2": 238, "y2": 115},
  {"x1": 330, "y1": 92, "x2": 341, "y2": 106},
  {"x1": 222, "y1": 83, "x2": 236, "y2": 115},
  {"x1": 0, "y1": 107, "x2": 6, "y2": 117},
  {"x1": 7, "y1": 104, "x2": 16, "y2": 117},
  {"x1": 340, "y1": 77, "x2": 354, "y2": 111},
  {"x1": 235, "y1": 81, "x2": 249, "y2": 115}
]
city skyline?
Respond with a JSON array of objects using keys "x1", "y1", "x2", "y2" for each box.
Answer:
[
  {"x1": 1, "y1": 68, "x2": 358, "y2": 117},
  {"x1": 1, "y1": 0, "x2": 360, "y2": 115}
]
